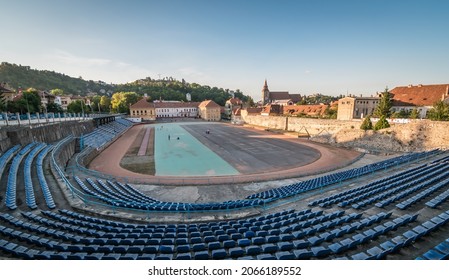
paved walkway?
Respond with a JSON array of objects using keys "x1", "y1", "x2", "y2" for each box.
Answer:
[{"x1": 137, "y1": 127, "x2": 151, "y2": 156}]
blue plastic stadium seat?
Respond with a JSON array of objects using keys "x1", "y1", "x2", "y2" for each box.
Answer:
[
  {"x1": 229, "y1": 247, "x2": 245, "y2": 258},
  {"x1": 246, "y1": 245, "x2": 262, "y2": 256},
  {"x1": 293, "y1": 249, "x2": 313, "y2": 259},
  {"x1": 275, "y1": 251, "x2": 295, "y2": 260},
  {"x1": 261, "y1": 243, "x2": 278, "y2": 254},
  {"x1": 311, "y1": 246, "x2": 331, "y2": 258},
  {"x1": 257, "y1": 254, "x2": 276, "y2": 260},
  {"x1": 211, "y1": 249, "x2": 228, "y2": 259}
]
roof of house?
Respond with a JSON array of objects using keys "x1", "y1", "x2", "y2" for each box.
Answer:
[
  {"x1": 0, "y1": 84, "x2": 14, "y2": 94},
  {"x1": 244, "y1": 108, "x2": 263, "y2": 114},
  {"x1": 130, "y1": 98, "x2": 153, "y2": 109},
  {"x1": 283, "y1": 104, "x2": 328, "y2": 116},
  {"x1": 289, "y1": 94, "x2": 302, "y2": 103},
  {"x1": 198, "y1": 100, "x2": 220, "y2": 108},
  {"x1": 269, "y1": 91, "x2": 291, "y2": 100},
  {"x1": 227, "y1": 98, "x2": 242, "y2": 105},
  {"x1": 390, "y1": 84, "x2": 449, "y2": 106}
]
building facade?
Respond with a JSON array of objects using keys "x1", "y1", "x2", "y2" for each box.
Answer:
[
  {"x1": 337, "y1": 95, "x2": 380, "y2": 120},
  {"x1": 261, "y1": 79, "x2": 302, "y2": 105},
  {"x1": 130, "y1": 98, "x2": 156, "y2": 120},
  {"x1": 198, "y1": 100, "x2": 221, "y2": 121},
  {"x1": 154, "y1": 101, "x2": 199, "y2": 118},
  {"x1": 390, "y1": 84, "x2": 449, "y2": 118}
]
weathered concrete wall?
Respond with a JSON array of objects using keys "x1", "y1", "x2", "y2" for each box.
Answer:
[
  {"x1": 242, "y1": 115, "x2": 357, "y2": 135},
  {"x1": 0, "y1": 129, "x2": 12, "y2": 154},
  {"x1": 313, "y1": 120, "x2": 449, "y2": 153},
  {"x1": 242, "y1": 115, "x2": 449, "y2": 153},
  {"x1": 0, "y1": 120, "x2": 95, "y2": 153}
]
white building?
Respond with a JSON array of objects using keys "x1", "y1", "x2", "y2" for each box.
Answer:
[{"x1": 154, "y1": 101, "x2": 200, "y2": 118}]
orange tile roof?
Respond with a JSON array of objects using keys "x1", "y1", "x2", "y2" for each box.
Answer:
[
  {"x1": 390, "y1": 84, "x2": 449, "y2": 106},
  {"x1": 283, "y1": 104, "x2": 328, "y2": 116},
  {"x1": 227, "y1": 98, "x2": 242, "y2": 105},
  {"x1": 130, "y1": 98, "x2": 153, "y2": 109},
  {"x1": 198, "y1": 100, "x2": 220, "y2": 108}
]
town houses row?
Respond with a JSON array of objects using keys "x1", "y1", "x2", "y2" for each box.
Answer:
[{"x1": 2, "y1": 80, "x2": 449, "y2": 122}]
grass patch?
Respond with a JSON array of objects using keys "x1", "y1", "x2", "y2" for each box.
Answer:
[{"x1": 120, "y1": 126, "x2": 156, "y2": 175}]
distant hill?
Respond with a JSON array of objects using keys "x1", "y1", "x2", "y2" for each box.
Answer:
[
  {"x1": 0, "y1": 62, "x2": 114, "y2": 95},
  {"x1": 0, "y1": 62, "x2": 253, "y2": 106}
]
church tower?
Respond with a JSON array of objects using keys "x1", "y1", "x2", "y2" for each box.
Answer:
[{"x1": 262, "y1": 79, "x2": 270, "y2": 105}]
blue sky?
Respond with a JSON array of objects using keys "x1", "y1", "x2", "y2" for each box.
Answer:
[{"x1": 2, "y1": 0, "x2": 449, "y2": 101}]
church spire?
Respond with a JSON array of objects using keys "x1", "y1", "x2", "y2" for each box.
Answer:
[{"x1": 262, "y1": 79, "x2": 270, "y2": 105}]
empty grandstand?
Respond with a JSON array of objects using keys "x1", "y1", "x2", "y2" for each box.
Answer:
[{"x1": 1, "y1": 116, "x2": 449, "y2": 260}]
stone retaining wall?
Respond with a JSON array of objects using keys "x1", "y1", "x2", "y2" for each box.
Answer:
[{"x1": 242, "y1": 115, "x2": 449, "y2": 152}]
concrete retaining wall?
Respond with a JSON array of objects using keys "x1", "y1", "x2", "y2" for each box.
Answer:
[
  {"x1": 242, "y1": 115, "x2": 449, "y2": 152},
  {"x1": 0, "y1": 121, "x2": 95, "y2": 154}
]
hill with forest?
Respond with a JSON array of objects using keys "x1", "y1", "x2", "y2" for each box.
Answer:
[
  {"x1": 0, "y1": 62, "x2": 114, "y2": 95},
  {"x1": 0, "y1": 62, "x2": 253, "y2": 106}
]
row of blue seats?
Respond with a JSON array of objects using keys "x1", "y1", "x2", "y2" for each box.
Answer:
[
  {"x1": 74, "y1": 176, "x2": 265, "y2": 212},
  {"x1": 425, "y1": 188, "x2": 449, "y2": 208},
  {"x1": 83, "y1": 120, "x2": 133, "y2": 149},
  {"x1": 247, "y1": 150, "x2": 439, "y2": 202},
  {"x1": 24, "y1": 143, "x2": 47, "y2": 209},
  {"x1": 0, "y1": 209, "x2": 413, "y2": 260},
  {"x1": 417, "y1": 238, "x2": 449, "y2": 260},
  {"x1": 0, "y1": 210, "x2": 371, "y2": 260},
  {"x1": 5, "y1": 143, "x2": 36, "y2": 210},
  {"x1": 396, "y1": 176, "x2": 449, "y2": 210},
  {"x1": 335, "y1": 161, "x2": 448, "y2": 208},
  {"x1": 0, "y1": 145, "x2": 21, "y2": 182},
  {"x1": 309, "y1": 158, "x2": 449, "y2": 210},
  {"x1": 36, "y1": 145, "x2": 56, "y2": 209},
  {"x1": 371, "y1": 167, "x2": 449, "y2": 208},
  {"x1": 351, "y1": 210, "x2": 449, "y2": 260},
  {"x1": 309, "y1": 161, "x2": 437, "y2": 207},
  {"x1": 97, "y1": 179, "x2": 159, "y2": 205}
]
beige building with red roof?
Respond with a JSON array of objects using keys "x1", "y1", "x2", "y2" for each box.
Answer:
[
  {"x1": 198, "y1": 100, "x2": 221, "y2": 121},
  {"x1": 337, "y1": 83, "x2": 449, "y2": 120},
  {"x1": 390, "y1": 84, "x2": 449, "y2": 118},
  {"x1": 130, "y1": 98, "x2": 156, "y2": 120}
]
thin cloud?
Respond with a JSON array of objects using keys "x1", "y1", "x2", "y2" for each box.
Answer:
[
  {"x1": 51, "y1": 50, "x2": 111, "y2": 67},
  {"x1": 177, "y1": 67, "x2": 208, "y2": 80}
]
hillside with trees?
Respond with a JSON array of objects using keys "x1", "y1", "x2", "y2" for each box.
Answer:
[
  {"x1": 0, "y1": 62, "x2": 253, "y2": 107},
  {"x1": 0, "y1": 62, "x2": 114, "y2": 95}
]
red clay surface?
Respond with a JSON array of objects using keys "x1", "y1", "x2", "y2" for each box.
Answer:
[{"x1": 88, "y1": 123, "x2": 362, "y2": 185}]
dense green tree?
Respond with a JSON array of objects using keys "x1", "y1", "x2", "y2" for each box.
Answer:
[
  {"x1": 360, "y1": 115, "x2": 373, "y2": 130},
  {"x1": 427, "y1": 101, "x2": 449, "y2": 121},
  {"x1": 45, "y1": 102, "x2": 63, "y2": 114},
  {"x1": 111, "y1": 92, "x2": 139, "y2": 113},
  {"x1": 391, "y1": 109, "x2": 410, "y2": 118},
  {"x1": 372, "y1": 87, "x2": 392, "y2": 129},
  {"x1": 323, "y1": 105, "x2": 338, "y2": 119},
  {"x1": 374, "y1": 88, "x2": 392, "y2": 118},
  {"x1": 50, "y1": 88, "x2": 64, "y2": 96},
  {"x1": 7, "y1": 88, "x2": 42, "y2": 114},
  {"x1": 409, "y1": 108, "x2": 419, "y2": 119},
  {"x1": 374, "y1": 115, "x2": 390, "y2": 130},
  {"x1": 100, "y1": 95, "x2": 111, "y2": 112},
  {"x1": 67, "y1": 100, "x2": 90, "y2": 114}
]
